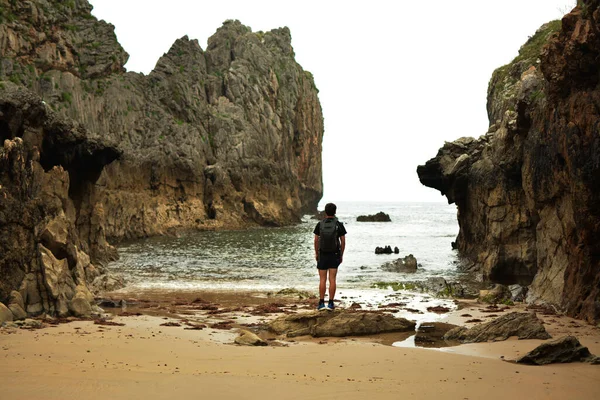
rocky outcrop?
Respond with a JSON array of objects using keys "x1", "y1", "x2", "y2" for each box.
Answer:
[
  {"x1": 0, "y1": 83, "x2": 119, "y2": 316},
  {"x1": 415, "y1": 322, "x2": 459, "y2": 347},
  {"x1": 375, "y1": 245, "x2": 399, "y2": 254},
  {"x1": 0, "y1": 1, "x2": 323, "y2": 314},
  {"x1": 515, "y1": 336, "x2": 599, "y2": 365},
  {"x1": 357, "y1": 212, "x2": 391, "y2": 222},
  {"x1": 268, "y1": 310, "x2": 416, "y2": 338},
  {"x1": 443, "y1": 312, "x2": 551, "y2": 343},
  {"x1": 417, "y1": 1, "x2": 600, "y2": 323},
  {"x1": 0, "y1": 2, "x2": 322, "y2": 236},
  {"x1": 381, "y1": 254, "x2": 418, "y2": 273}
]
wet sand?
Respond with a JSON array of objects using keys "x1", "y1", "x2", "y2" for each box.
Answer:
[{"x1": 1, "y1": 291, "x2": 599, "y2": 399}]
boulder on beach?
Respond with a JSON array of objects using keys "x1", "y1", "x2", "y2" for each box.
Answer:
[
  {"x1": 0, "y1": 302, "x2": 14, "y2": 325},
  {"x1": 357, "y1": 212, "x2": 391, "y2": 222},
  {"x1": 268, "y1": 310, "x2": 416, "y2": 338},
  {"x1": 443, "y1": 312, "x2": 551, "y2": 343},
  {"x1": 479, "y1": 284, "x2": 511, "y2": 304},
  {"x1": 415, "y1": 322, "x2": 460, "y2": 347},
  {"x1": 9, "y1": 291, "x2": 25, "y2": 311},
  {"x1": 515, "y1": 336, "x2": 598, "y2": 365},
  {"x1": 235, "y1": 330, "x2": 268, "y2": 346},
  {"x1": 8, "y1": 303, "x2": 27, "y2": 321},
  {"x1": 381, "y1": 255, "x2": 418, "y2": 273}
]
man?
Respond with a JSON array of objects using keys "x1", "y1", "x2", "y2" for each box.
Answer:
[{"x1": 313, "y1": 203, "x2": 347, "y2": 311}]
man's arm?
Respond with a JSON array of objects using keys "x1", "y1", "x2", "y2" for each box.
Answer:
[
  {"x1": 314, "y1": 235, "x2": 319, "y2": 261},
  {"x1": 339, "y1": 236, "x2": 346, "y2": 264}
]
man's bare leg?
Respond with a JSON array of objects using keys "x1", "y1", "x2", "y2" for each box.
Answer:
[
  {"x1": 328, "y1": 268, "x2": 337, "y2": 301},
  {"x1": 319, "y1": 269, "x2": 328, "y2": 300}
]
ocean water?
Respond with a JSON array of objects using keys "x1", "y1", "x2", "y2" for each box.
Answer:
[{"x1": 108, "y1": 201, "x2": 461, "y2": 293}]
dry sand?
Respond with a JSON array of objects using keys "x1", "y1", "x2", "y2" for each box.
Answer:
[{"x1": 1, "y1": 293, "x2": 599, "y2": 400}]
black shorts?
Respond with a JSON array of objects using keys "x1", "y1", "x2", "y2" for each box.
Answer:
[{"x1": 317, "y1": 252, "x2": 341, "y2": 270}]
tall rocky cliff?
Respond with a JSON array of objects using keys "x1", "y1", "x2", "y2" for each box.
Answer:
[
  {"x1": 0, "y1": 0, "x2": 323, "y2": 317},
  {"x1": 418, "y1": 1, "x2": 600, "y2": 323}
]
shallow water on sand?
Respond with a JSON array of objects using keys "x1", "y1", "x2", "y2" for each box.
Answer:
[{"x1": 108, "y1": 201, "x2": 461, "y2": 292}]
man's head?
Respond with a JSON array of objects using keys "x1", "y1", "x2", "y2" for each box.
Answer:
[{"x1": 324, "y1": 203, "x2": 337, "y2": 217}]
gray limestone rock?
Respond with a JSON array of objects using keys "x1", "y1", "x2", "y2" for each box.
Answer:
[
  {"x1": 443, "y1": 312, "x2": 551, "y2": 343},
  {"x1": 508, "y1": 284, "x2": 528, "y2": 302},
  {"x1": 0, "y1": 84, "x2": 119, "y2": 317},
  {"x1": 0, "y1": 1, "x2": 324, "y2": 318},
  {"x1": 381, "y1": 255, "x2": 418, "y2": 273}
]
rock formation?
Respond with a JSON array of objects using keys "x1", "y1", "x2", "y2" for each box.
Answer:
[
  {"x1": 381, "y1": 254, "x2": 418, "y2": 273},
  {"x1": 417, "y1": 1, "x2": 600, "y2": 323},
  {"x1": 0, "y1": 83, "x2": 119, "y2": 316},
  {"x1": 357, "y1": 212, "x2": 391, "y2": 222},
  {"x1": 0, "y1": 1, "x2": 323, "y2": 316},
  {"x1": 443, "y1": 312, "x2": 551, "y2": 343},
  {"x1": 415, "y1": 322, "x2": 459, "y2": 347},
  {"x1": 375, "y1": 245, "x2": 396, "y2": 254},
  {"x1": 268, "y1": 310, "x2": 416, "y2": 338},
  {"x1": 515, "y1": 336, "x2": 599, "y2": 365},
  {"x1": 234, "y1": 329, "x2": 268, "y2": 346}
]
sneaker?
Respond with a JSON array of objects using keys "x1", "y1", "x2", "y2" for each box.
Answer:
[
  {"x1": 317, "y1": 301, "x2": 326, "y2": 311},
  {"x1": 327, "y1": 300, "x2": 335, "y2": 311}
]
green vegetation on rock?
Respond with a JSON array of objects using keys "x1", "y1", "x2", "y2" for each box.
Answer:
[
  {"x1": 490, "y1": 20, "x2": 561, "y2": 95},
  {"x1": 371, "y1": 281, "x2": 419, "y2": 291},
  {"x1": 61, "y1": 91, "x2": 73, "y2": 104}
]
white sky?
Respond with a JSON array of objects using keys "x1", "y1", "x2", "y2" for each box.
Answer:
[{"x1": 89, "y1": 0, "x2": 575, "y2": 203}]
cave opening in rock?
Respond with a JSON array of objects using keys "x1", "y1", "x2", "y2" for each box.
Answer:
[
  {"x1": 489, "y1": 258, "x2": 537, "y2": 286},
  {"x1": 0, "y1": 120, "x2": 13, "y2": 143}
]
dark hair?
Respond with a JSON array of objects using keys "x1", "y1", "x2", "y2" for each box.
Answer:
[{"x1": 324, "y1": 203, "x2": 337, "y2": 217}]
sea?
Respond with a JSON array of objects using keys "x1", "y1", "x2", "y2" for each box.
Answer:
[{"x1": 108, "y1": 201, "x2": 461, "y2": 294}]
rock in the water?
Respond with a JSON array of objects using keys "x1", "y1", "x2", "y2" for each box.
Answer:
[
  {"x1": 8, "y1": 303, "x2": 27, "y2": 321},
  {"x1": 375, "y1": 246, "x2": 394, "y2": 255},
  {"x1": 516, "y1": 336, "x2": 597, "y2": 365},
  {"x1": 394, "y1": 246, "x2": 399, "y2": 254},
  {"x1": 357, "y1": 212, "x2": 391, "y2": 222},
  {"x1": 269, "y1": 310, "x2": 416, "y2": 338},
  {"x1": 415, "y1": 322, "x2": 459, "y2": 347},
  {"x1": 443, "y1": 312, "x2": 551, "y2": 343},
  {"x1": 0, "y1": 303, "x2": 14, "y2": 324},
  {"x1": 381, "y1": 255, "x2": 418, "y2": 273},
  {"x1": 235, "y1": 330, "x2": 268, "y2": 346}
]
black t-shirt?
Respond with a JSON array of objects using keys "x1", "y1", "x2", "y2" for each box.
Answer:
[{"x1": 314, "y1": 218, "x2": 347, "y2": 245}]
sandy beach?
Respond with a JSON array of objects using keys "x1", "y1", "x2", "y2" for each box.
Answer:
[{"x1": 1, "y1": 291, "x2": 599, "y2": 400}]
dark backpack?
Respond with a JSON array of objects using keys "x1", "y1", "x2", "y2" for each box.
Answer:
[{"x1": 319, "y1": 217, "x2": 339, "y2": 253}]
